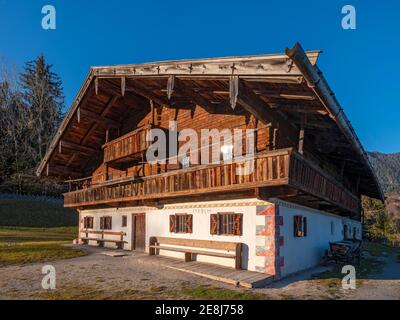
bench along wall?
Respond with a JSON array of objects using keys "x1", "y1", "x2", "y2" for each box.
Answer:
[
  {"x1": 78, "y1": 198, "x2": 361, "y2": 276},
  {"x1": 79, "y1": 198, "x2": 273, "y2": 272}
]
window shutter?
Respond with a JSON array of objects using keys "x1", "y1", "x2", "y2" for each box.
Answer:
[
  {"x1": 233, "y1": 214, "x2": 243, "y2": 236},
  {"x1": 303, "y1": 217, "x2": 307, "y2": 237},
  {"x1": 100, "y1": 217, "x2": 104, "y2": 230},
  {"x1": 89, "y1": 217, "x2": 93, "y2": 229},
  {"x1": 210, "y1": 214, "x2": 218, "y2": 235},
  {"x1": 294, "y1": 216, "x2": 301, "y2": 237},
  {"x1": 169, "y1": 215, "x2": 175, "y2": 233},
  {"x1": 108, "y1": 217, "x2": 112, "y2": 230},
  {"x1": 186, "y1": 215, "x2": 193, "y2": 233}
]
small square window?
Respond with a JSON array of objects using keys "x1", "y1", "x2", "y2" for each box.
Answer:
[{"x1": 294, "y1": 215, "x2": 307, "y2": 237}]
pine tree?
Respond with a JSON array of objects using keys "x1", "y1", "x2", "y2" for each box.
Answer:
[{"x1": 19, "y1": 55, "x2": 64, "y2": 166}]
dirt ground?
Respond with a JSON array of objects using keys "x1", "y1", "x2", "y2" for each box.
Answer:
[{"x1": 1, "y1": 245, "x2": 399, "y2": 300}]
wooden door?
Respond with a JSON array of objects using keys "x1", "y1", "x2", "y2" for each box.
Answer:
[{"x1": 132, "y1": 213, "x2": 146, "y2": 251}]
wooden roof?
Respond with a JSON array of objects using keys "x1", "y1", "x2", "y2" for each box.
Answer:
[{"x1": 36, "y1": 43, "x2": 384, "y2": 201}]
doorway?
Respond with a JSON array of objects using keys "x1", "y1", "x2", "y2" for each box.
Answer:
[{"x1": 132, "y1": 213, "x2": 146, "y2": 251}]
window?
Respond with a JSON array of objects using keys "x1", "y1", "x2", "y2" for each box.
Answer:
[
  {"x1": 83, "y1": 216, "x2": 93, "y2": 229},
  {"x1": 330, "y1": 221, "x2": 335, "y2": 235},
  {"x1": 294, "y1": 215, "x2": 307, "y2": 237},
  {"x1": 100, "y1": 216, "x2": 112, "y2": 230},
  {"x1": 122, "y1": 215, "x2": 127, "y2": 227},
  {"x1": 169, "y1": 214, "x2": 193, "y2": 233},
  {"x1": 210, "y1": 213, "x2": 242, "y2": 236}
]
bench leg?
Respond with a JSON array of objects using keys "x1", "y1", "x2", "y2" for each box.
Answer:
[{"x1": 184, "y1": 252, "x2": 192, "y2": 262}]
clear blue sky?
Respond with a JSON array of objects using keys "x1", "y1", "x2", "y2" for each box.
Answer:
[{"x1": 1, "y1": 0, "x2": 399, "y2": 153}]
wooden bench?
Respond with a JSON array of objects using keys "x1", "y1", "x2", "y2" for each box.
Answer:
[
  {"x1": 80, "y1": 229, "x2": 127, "y2": 249},
  {"x1": 149, "y1": 237, "x2": 242, "y2": 269}
]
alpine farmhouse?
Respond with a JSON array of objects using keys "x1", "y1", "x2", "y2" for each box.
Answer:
[{"x1": 37, "y1": 43, "x2": 383, "y2": 281}]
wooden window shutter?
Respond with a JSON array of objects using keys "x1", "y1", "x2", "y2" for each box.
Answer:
[
  {"x1": 233, "y1": 214, "x2": 243, "y2": 236},
  {"x1": 186, "y1": 215, "x2": 193, "y2": 233},
  {"x1": 303, "y1": 217, "x2": 307, "y2": 237},
  {"x1": 294, "y1": 215, "x2": 301, "y2": 237},
  {"x1": 210, "y1": 214, "x2": 218, "y2": 235},
  {"x1": 169, "y1": 215, "x2": 175, "y2": 233},
  {"x1": 100, "y1": 217, "x2": 104, "y2": 229}
]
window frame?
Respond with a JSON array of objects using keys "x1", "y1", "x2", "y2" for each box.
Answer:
[
  {"x1": 100, "y1": 216, "x2": 112, "y2": 230},
  {"x1": 169, "y1": 214, "x2": 193, "y2": 234},
  {"x1": 122, "y1": 215, "x2": 127, "y2": 227},
  {"x1": 210, "y1": 212, "x2": 243, "y2": 236},
  {"x1": 294, "y1": 215, "x2": 307, "y2": 238},
  {"x1": 83, "y1": 216, "x2": 94, "y2": 229}
]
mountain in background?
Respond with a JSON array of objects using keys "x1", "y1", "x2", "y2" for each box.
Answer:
[
  {"x1": 368, "y1": 151, "x2": 400, "y2": 223},
  {"x1": 368, "y1": 152, "x2": 400, "y2": 193}
]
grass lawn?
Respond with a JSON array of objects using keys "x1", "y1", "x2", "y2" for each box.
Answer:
[
  {"x1": 37, "y1": 284, "x2": 269, "y2": 300},
  {"x1": 0, "y1": 227, "x2": 86, "y2": 267}
]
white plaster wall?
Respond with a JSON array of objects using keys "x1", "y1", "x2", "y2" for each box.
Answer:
[
  {"x1": 79, "y1": 208, "x2": 133, "y2": 250},
  {"x1": 79, "y1": 198, "x2": 269, "y2": 271},
  {"x1": 277, "y1": 200, "x2": 362, "y2": 277}
]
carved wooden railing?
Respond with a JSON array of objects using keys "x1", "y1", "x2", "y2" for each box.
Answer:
[
  {"x1": 64, "y1": 149, "x2": 290, "y2": 207},
  {"x1": 288, "y1": 151, "x2": 359, "y2": 213},
  {"x1": 64, "y1": 148, "x2": 359, "y2": 214},
  {"x1": 103, "y1": 125, "x2": 153, "y2": 163}
]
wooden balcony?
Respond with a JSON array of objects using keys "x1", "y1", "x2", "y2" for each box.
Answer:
[
  {"x1": 103, "y1": 125, "x2": 153, "y2": 163},
  {"x1": 64, "y1": 148, "x2": 359, "y2": 215}
]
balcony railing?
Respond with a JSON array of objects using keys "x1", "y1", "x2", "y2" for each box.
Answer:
[
  {"x1": 64, "y1": 148, "x2": 359, "y2": 215},
  {"x1": 103, "y1": 125, "x2": 153, "y2": 163}
]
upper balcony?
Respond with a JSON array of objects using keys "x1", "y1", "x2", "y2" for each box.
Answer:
[
  {"x1": 64, "y1": 148, "x2": 360, "y2": 216},
  {"x1": 103, "y1": 125, "x2": 153, "y2": 164}
]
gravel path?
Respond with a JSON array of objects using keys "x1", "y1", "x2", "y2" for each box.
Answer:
[{"x1": 1, "y1": 246, "x2": 399, "y2": 300}]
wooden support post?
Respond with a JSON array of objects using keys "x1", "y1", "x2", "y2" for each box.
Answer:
[
  {"x1": 77, "y1": 107, "x2": 81, "y2": 123},
  {"x1": 95, "y1": 78, "x2": 99, "y2": 95},
  {"x1": 167, "y1": 75, "x2": 175, "y2": 100},
  {"x1": 184, "y1": 252, "x2": 192, "y2": 262},
  {"x1": 229, "y1": 76, "x2": 239, "y2": 109},
  {"x1": 235, "y1": 243, "x2": 242, "y2": 270},
  {"x1": 150, "y1": 100, "x2": 154, "y2": 126},
  {"x1": 105, "y1": 128, "x2": 110, "y2": 143},
  {"x1": 121, "y1": 77, "x2": 126, "y2": 96},
  {"x1": 298, "y1": 114, "x2": 306, "y2": 154}
]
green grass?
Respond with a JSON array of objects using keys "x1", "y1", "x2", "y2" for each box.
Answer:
[
  {"x1": 36, "y1": 284, "x2": 268, "y2": 300},
  {"x1": 180, "y1": 285, "x2": 267, "y2": 300},
  {"x1": 0, "y1": 200, "x2": 77, "y2": 227},
  {"x1": 0, "y1": 227, "x2": 86, "y2": 267}
]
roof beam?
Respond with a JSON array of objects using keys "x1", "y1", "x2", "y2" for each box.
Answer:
[
  {"x1": 79, "y1": 108, "x2": 120, "y2": 128},
  {"x1": 59, "y1": 140, "x2": 99, "y2": 156},
  {"x1": 173, "y1": 77, "x2": 217, "y2": 113}
]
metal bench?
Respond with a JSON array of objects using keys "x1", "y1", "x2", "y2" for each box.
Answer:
[{"x1": 149, "y1": 236, "x2": 242, "y2": 269}]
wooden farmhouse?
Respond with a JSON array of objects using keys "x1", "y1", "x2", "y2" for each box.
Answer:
[{"x1": 37, "y1": 43, "x2": 383, "y2": 282}]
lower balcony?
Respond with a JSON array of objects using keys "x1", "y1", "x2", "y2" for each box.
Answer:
[{"x1": 64, "y1": 148, "x2": 360, "y2": 216}]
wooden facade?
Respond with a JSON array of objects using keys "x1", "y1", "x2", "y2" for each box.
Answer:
[{"x1": 37, "y1": 43, "x2": 383, "y2": 218}]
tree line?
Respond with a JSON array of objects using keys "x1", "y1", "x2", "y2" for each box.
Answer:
[{"x1": 0, "y1": 56, "x2": 64, "y2": 195}]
